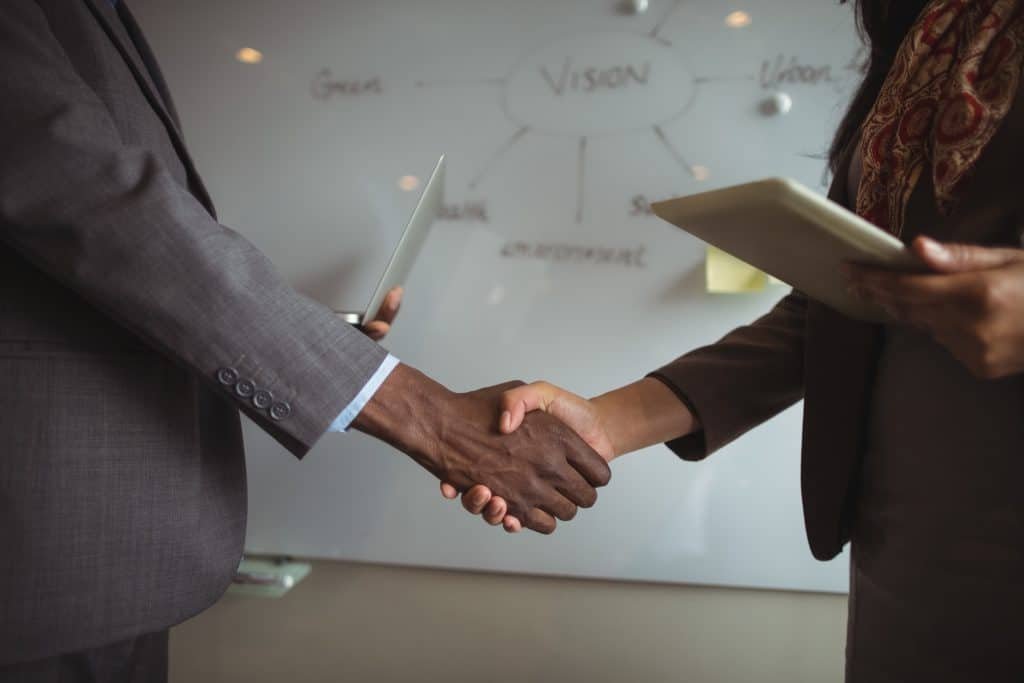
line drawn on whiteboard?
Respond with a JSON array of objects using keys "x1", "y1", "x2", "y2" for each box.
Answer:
[
  {"x1": 320, "y1": 1, "x2": 862, "y2": 221},
  {"x1": 652, "y1": 124, "x2": 700, "y2": 181},
  {"x1": 415, "y1": 77, "x2": 507, "y2": 88},
  {"x1": 468, "y1": 125, "x2": 531, "y2": 190},
  {"x1": 576, "y1": 136, "x2": 587, "y2": 223},
  {"x1": 649, "y1": 0, "x2": 684, "y2": 45}
]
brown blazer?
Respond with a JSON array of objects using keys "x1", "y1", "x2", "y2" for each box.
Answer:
[{"x1": 650, "y1": 82, "x2": 1024, "y2": 562}]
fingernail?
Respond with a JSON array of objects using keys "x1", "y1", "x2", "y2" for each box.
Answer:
[
  {"x1": 921, "y1": 238, "x2": 946, "y2": 259},
  {"x1": 500, "y1": 411, "x2": 512, "y2": 433}
]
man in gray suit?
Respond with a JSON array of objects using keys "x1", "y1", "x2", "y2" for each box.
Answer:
[{"x1": 0, "y1": 1, "x2": 611, "y2": 679}]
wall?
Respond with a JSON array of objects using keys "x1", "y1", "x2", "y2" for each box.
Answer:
[{"x1": 170, "y1": 560, "x2": 847, "y2": 683}]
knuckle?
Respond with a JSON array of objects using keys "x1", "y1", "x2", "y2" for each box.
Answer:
[
  {"x1": 949, "y1": 244, "x2": 970, "y2": 265},
  {"x1": 975, "y1": 280, "x2": 1002, "y2": 314}
]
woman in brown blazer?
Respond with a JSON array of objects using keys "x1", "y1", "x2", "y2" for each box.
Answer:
[{"x1": 443, "y1": 1, "x2": 1024, "y2": 680}]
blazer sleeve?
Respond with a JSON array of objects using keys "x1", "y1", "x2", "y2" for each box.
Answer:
[
  {"x1": 647, "y1": 291, "x2": 807, "y2": 461},
  {"x1": 0, "y1": 0, "x2": 388, "y2": 457}
]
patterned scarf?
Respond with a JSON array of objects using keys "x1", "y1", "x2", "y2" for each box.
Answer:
[{"x1": 856, "y1": 0, "x2": 1024, "y2": 235}]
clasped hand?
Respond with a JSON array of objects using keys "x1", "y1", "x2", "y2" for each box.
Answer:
[
  {"x1": 846, "y1": 236, "x2": 1024, "y2": 379},
  {"x1": 442, "y1": 382, "x2": 615, "y2": 533}
]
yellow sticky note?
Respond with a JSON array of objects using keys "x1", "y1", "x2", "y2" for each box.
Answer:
[{"x1": 706, "y1": 246, "x2": 768, "y2": 293}]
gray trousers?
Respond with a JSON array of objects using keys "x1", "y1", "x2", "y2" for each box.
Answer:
[{"x1": 0, "y1": 631, "x2": 168, "y2": 683}]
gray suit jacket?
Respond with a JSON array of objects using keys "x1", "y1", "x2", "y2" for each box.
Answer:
[{"x1": 0, "y1": 0, "x2": 387, "y2": 664}]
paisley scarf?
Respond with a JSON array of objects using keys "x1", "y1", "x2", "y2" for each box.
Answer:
[{"x1": 856, "y1": 0, "x2": 1024, "y2": 235}]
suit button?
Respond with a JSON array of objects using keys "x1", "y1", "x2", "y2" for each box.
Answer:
[
  {"x1": 217, "y1": 367, "x2": 239, "y2": 386},
  {"x1": 235, "y1": 379, "x2": 256, "y2": 398},
  {"x1": 269, "y1": 401, "x2": 292, "y2": 421},
  {"x1": 253, "y1": 389, "x2": 274, "y2": 410}
]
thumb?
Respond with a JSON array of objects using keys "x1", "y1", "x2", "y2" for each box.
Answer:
[
  {"x1": 913, "y1": 236, "x2": 1022, "y2": 273},
  {"x1": 499, "y1": 382, "x2": 559, "y2": 434}
]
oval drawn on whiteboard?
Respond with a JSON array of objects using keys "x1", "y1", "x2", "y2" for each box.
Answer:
[{"x1": 502, "y1": 32, "x2": 697, "y2": 137}]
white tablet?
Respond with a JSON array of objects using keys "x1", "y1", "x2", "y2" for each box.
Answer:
[
  {"x1": 651, "y1": 177, "x2": 922, "y2": 322},
  {"x1": 338, "y1": 155, "x2": 445, "y2": 326}
]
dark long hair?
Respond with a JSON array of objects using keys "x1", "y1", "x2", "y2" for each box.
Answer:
[{"x1": 828, "y1": 0, "x2": 932, "y2": 172}]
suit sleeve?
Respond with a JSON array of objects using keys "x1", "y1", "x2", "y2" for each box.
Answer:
[
  {"x1": 647, "y1": 291, "x2": 807, "y2": 461},
  {"x1": 0, "y1": 0, "x2": 388, "y2": 457}
]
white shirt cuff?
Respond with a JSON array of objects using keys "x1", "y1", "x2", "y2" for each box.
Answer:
[{"x1": 328, "y1": 354, "x2": 400, "y2": 433}]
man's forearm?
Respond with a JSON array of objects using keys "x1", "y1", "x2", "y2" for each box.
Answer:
[
  {"x1": 592, "y1": 378, "x2": 701, "y2": 458},
  {"x1": 350, "y1": 362, "x2": 447, "y2": 470}
]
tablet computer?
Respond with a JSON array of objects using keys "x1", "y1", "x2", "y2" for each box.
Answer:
[
  {"x1": 651, "y1": 177, "x2": 922, "y2": 322},
  {"x1": 337, "y1": 155, "x2": 445, "y2": 326}
]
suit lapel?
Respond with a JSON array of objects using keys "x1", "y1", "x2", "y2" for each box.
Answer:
[
  {"x1": 81, "y1": 0, "x2": 217, "y2": 216},
  {"x1": 112, "y1": 2, "x2": 184, "y2": 129}
]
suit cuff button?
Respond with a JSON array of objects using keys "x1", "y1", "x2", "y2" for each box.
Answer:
[
  {"x1": 269, "y1": 401, "x2": 292, "y2": 421},
  {"x1": 217, "y1": 367, "x2": 239, "y2": 386},
  {"x1": 235, "y1": 379, "x2": 256, "y2": 398},
  {"x1": 253, "y1": 389, "x2": 274, "y2": 410}
]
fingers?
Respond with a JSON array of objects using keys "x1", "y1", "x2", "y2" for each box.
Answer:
[
  {"x1": 556, "y1": 467, "x2": 600, "y2": 509},
  {"x1": 538, "y1": 492, "x2": 578, "y2": 522},
  {"x1": 564, "y1": 438, "x2": 612, "y2": 489},
  {"x1": 362, "y1": 321, "x2": 390, "y2": 341},
  {"x1": 371, "y1": 286, "x2": 403, "y2": 325},
  {"x1": 461, "y1": 485, "x2": 492, "y2": 515},
  {"x1": 499, "y1": 382, "x2": 559, "y2": 434},
  {"x1": 524, "y1": 508, "x2": 558, "y2": 535},
  {"x1": 847, "y1": 267, "x2": 974, "y2": 309},
  {"x1": 544, "y1": 412, "x2": 612, "y2": 490},
  {"x1": 444, "y1": 481, "x2": 513, "y2": 530},
  {"x1": 913, "y1": 237, "x2": 1022, "y2": 274},
  {"x1": 482, "y1": 497, "x2": 507, "y2": 525}
]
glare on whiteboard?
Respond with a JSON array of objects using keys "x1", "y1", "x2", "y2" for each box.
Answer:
[
  {"x1": 236, "y1": 47, "x2": 264, "y2": 64},
  {"x1": 724, "y1": 11, "x2": 752, "y2": 28},
  {"x1": 398, "y1": 175, "x2": 421, "y2": 192}
]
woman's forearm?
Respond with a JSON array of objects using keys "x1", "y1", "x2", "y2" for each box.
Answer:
[{"x1": 591, "y1": 378, "x2": 701, "y2": 459}]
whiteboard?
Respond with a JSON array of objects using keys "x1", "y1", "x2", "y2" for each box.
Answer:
[{"x1": 134, "y1": 0, "x2": 865, "y2": 593}]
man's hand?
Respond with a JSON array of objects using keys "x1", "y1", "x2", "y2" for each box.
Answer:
[
  {"x1": 442, "y1": 382, "x2": 615, "y2": 533},
  {"x1": 846, "y1": 236, "x2": 1024, "y2": 379},
  {"x1": 352, "y1": 365, "x2": 611, "y2": 534},
  {"x1": 361, "y1": 286, "x2": 403, "y2": 341}
]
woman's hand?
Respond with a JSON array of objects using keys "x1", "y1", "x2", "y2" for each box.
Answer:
[
  {"x1": 361, "y1": 287, "x2": 403, "y2": 341},
  {"x1": 440, "y1": 383, "x2": 615, "y2": 533},
  {"x1": 847, "y1": 236, "x2": 1024, "y2": 379}
]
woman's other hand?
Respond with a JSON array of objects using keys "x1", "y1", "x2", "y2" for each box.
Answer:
[
  {"x1": 440, "y1": 382, "x2": 615, "y2": 533},
  {"x1": 847, "y1": 236, "x2": 1024, "y2": 379}
]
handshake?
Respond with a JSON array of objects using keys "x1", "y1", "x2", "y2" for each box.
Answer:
[{"x1": 352, "y1": 363, "x2": 618, "y2": 535}]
